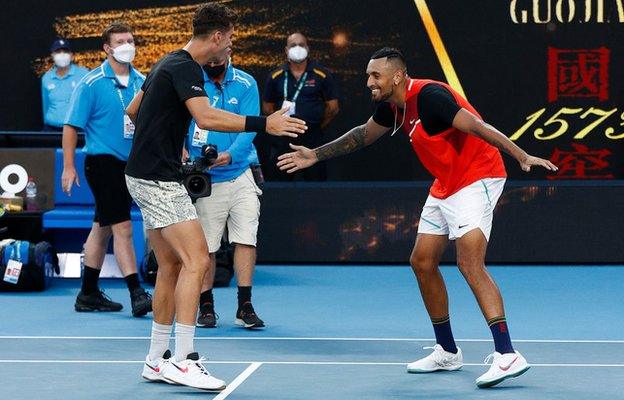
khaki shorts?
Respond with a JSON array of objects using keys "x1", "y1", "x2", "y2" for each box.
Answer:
[
  {"x1": 125, "y1": 175, "x2": 197, "y2": 230},
  {"x1": 195, "y1": 169, "x2": 261, "y2": 252}
]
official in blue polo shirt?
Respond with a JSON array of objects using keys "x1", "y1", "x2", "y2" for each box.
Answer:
[
  {"x1": 62, "y1": 22, "x2": 151, "y2": 318},
  {"x1": 41, "y1": 39, "x2": 89, "y2": 131},
  {"x1": 262, "y1": 32, "x2": 340, "y2": 181},
  {"x1": 186, "y1": 55, "x2": 265, "y2": 329}
]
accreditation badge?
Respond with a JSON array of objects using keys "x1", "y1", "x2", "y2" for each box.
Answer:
[
  {"x1": 281, "y1": 100, "x2": 296, "y2": 116},
  {"x1": 192, "y1": 123, "x2": 208, "y2": 147},
  {"x1": 3, "y1": 259, "x2": 22, "y2": 285},
  {"x1": 123, "y1": 114, "x2": 135, "y2": 139}
]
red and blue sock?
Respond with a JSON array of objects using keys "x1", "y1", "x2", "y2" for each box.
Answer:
[{"x1": 488, "y1": 316, "x2": 515, "y2": 354}]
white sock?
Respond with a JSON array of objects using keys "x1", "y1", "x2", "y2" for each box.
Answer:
[
  {"x1": 174, "y1": 322, "x2": 196, "y2": 362},
  {"x1": 148, "y1": 322, "x2": 172, "y2": 361}
]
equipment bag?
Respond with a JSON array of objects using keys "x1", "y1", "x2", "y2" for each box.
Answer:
[{"x1": 0, "y1": 239, "x2": 59, "y2": 292}]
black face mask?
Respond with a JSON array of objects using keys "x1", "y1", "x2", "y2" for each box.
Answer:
[{"x1": 203, "y1": 63, "x2": 226, "y2": 78}]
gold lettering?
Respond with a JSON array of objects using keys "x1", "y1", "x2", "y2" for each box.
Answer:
[
  {"x1": 556, "y1": 0, "x2": 576, "y2": 22},
  {"x1": 533, "y1": 0, "x2": 552, "y2": 22},
  {"x1": 511, "y1": 0, "x2": 519, "y2": 22},
  {"x1": 616, "y1": 0, "x2": 624, "y2": 22},
  {"x1": 597, "y1": 0, "x2": 605, "y2": 22},
  {"x1": 511, "y1": 0, "x2": 530, "y2": 23},
  {"x1": 513, "y1": 0, "x2": 623, "y2": 23},
  {"x1": 585, "y1": 0, "x2": 606, "y2": 22}
]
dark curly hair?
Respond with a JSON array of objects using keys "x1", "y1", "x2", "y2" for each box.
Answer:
[{"x1": 193, "y1": 3, "x2": 238, "y2": 37}]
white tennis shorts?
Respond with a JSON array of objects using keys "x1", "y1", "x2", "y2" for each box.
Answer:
[
  {"x1": 417, "y1": 178, "x2": 506, "y2": 241},
  {"x1": 194, "y1": 168, "x2": 262, "y2": 253}
]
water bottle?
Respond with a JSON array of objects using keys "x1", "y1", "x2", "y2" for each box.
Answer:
[{"x1": 25, "y1": 177, "x2": 38, "y2": 210}]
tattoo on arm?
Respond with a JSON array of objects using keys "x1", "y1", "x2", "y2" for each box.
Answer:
[{"x1": 314, "y1": 124, "x2": 369, "y2": 161}]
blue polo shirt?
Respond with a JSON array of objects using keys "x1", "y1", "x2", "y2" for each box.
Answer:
[
  {"x1": 65, "y1": 60, "x2": 145, "y2": 161},
  {"x1": 41, "y1": 64, "x2": 89, "y2": 128},
  {"x1": 186, "y1": 63, "x2": 260, "y2": 183}
]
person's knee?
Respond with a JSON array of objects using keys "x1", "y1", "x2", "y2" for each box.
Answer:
[
  {"x1": 182, "y1": 253, "x2": 210, "y2": 275},
  {"x1": 410, "y1": 251, "x2": 437, "y2": 276},
  {"x1": 87, "y1": 227, "x2": 112, "y2": 248},
  {"x1": 112, "y1": 221, "x2": 133, "y2": 240},
  {"x1": 156, "y1": 260, "x2": 182, "y2": 283},
  {"x1": 457, "y1": 255, "x2": 485, "y2": 281}
]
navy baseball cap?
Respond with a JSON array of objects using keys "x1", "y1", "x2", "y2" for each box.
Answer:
[{"x1": 50, "y1": 39, "x2": 71, "y2": 52}]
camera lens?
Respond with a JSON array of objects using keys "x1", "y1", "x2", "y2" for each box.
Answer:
[{"x1": 187, "y1": 176, "x2": 205, "y2": 194}]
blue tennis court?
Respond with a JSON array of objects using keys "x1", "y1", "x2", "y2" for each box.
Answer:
[{"x1": 1, "y1": 265, "x2": 622, "y2": 399}]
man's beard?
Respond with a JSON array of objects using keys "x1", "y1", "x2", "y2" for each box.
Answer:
[{"x1": 372, "y1": 86, "x2": 394, "y2": 104}]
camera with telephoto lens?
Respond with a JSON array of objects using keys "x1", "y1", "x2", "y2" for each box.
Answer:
[{"x1": 181, "y1": 144, "x2": 218, "y2": 202}]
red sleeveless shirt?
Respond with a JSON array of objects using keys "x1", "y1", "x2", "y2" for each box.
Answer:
[{"x1": 397, "y1": 79, "x2": 506, "y2": 198}]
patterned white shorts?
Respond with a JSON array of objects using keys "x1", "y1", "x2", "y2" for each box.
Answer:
[{"x1": 125, "y1": 175, "x2": 197, "y2": 230}]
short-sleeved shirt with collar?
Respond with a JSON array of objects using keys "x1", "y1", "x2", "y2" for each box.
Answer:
[
  {"x1": 41, "y1": 63, "x2": 89, "y2": 128},
  {"x1": 65, "y1": 60, "x2": 145, "y2": 161},
  {"x1": 263, "y1": 61, "x2": 338, "y2": 125},
  {"x1": 186, "y1": 62, "x2": 260, "y2": 183}
]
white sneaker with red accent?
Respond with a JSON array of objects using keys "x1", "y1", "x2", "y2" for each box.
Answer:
[
  {"x1": 162, "y1": 352, "x2": 226, "y2": 391},
  {"x1": 406, "y1": 344, "x2": 463, "y2": 373},
  {"x1": 476, "y1": 351, "x2": 530, "y2": 388},
  {"x1": 142, "y1": 350, "x2": 174, "y2": 383}
]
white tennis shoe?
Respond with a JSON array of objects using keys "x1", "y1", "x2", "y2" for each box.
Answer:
[
  {"x1": 406, "y1": 344, "x2": 463, "y2": 373},
  {"x1": 162, "y1": 352, "x2": 226, "y2": 391},
  {"x1": 142, "y1": 350, "x2": 174, "y2": 384},
  {"x1": 476, "y1": 351, "x2": 530, "y2": 388}
]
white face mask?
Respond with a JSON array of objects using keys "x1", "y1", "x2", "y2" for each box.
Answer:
[
  {"x1": 111, "y1": 43, "x2": 136, "y2": 64},
  {"x1": 53, "y1": 53, "x2": 71, "y2": 68},
  {"x1": 288, "y1": 45, "x2": 308, "y2": 63}
]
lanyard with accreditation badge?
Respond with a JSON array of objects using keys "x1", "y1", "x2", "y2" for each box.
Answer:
[
  {"x1": 192, "y1": 95, "x2": 221, "y2": 147},
  {"x1": 116, "y1": 78, "x2": 139, "y2": 140},
  {"x1": 281, "y1": 70, "x2": 307, "y2": 116}
]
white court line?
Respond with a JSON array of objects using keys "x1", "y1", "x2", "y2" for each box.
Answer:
[
  {"x1": 214, "y1": 362, "x2": 262, "y2": 400},
  {"x1": 0, "y1": 336, "x2": 622, "y2": 343},
  {"x1": 0, "y1": 359, "x2": 622, "y2": 367}
]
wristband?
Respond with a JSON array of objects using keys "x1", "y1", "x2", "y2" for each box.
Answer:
[{"x1": 244, "y1": 116, "x2": 267, "y2": 133}]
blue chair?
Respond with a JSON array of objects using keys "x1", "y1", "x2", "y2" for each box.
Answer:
[{"x1": 43, "y1": 149, "x2": 146, "y2": 260}]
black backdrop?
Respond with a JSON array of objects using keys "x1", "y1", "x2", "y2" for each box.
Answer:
[{"x1": 1, "y1": 0, "x2": 623, "y2": 181}]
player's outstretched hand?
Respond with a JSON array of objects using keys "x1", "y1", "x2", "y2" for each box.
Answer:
[
  {"x1": 277, "y1": 144, "x2": 317, "y2": 173},
  {"x1": 266, "y1": 108, "x2": 307, "y2": 138},
  {"x1": 520, "y1": 155, "x2": 558, "y2": 172}
]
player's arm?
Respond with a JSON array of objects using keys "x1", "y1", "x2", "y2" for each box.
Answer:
[
  {"x1": 277, "y1": 118, "x2": 387, "y2": 173},
  {"x1": 452, "y1": 109, "x2": 558, "y2": 172},
  {"x1": 186, "y1": 96, "x2": 306, "y2": 138},
  {"x1": 126, "y1": 90, "x2": 143, "y2": 124}
]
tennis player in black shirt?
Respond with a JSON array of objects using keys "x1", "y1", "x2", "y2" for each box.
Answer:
[{"x1": 124, "y1": 3, "x2": 306, "y2": 391}]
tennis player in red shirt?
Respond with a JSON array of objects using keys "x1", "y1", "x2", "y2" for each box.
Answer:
[{"x1": 277, "y1": 47, "x2": 557, "y2": 388}]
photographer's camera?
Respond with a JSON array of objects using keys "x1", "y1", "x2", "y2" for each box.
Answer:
[{"x1": 181, "y1": 144, "x2": 218, "y2": 202}]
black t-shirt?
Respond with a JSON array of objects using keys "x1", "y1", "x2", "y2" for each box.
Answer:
[
  {"x1": 372, "y1": 83, "x2": 461, "y2": 135},
  {"x1": 125, "y1": 50, "x2": 207, "y2": 181}
]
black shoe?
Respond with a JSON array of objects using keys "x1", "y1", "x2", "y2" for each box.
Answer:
[
  {"x1": 235, "y1": 301, "x2": 265, "y2": 329},
  {"x1": 75, "y1": 289, "x2": 123, "y2": 312},
  {"x1": 130, "y1": 287, "x2": 153, "y2": 317},
  {"x1": 197, "y1": 302, "x2": 218, "y2": 328}
]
